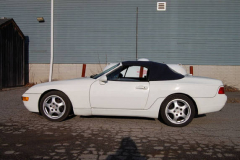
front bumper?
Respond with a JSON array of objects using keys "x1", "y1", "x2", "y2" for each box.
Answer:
[{"x1": 22, "y1": 93, "x2": 41, "y2": 112}]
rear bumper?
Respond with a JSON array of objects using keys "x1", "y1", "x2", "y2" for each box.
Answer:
[
  {"x1": 22, "y1": 93, "x2": 41, "y2": 112},
  {"x1": 194, "y1": 94, "x2": 227, "y2": 114}
]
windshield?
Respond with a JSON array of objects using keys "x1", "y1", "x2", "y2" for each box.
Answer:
[{"x1": 92, "y1": 63, "x2": 120, "y2": 79}]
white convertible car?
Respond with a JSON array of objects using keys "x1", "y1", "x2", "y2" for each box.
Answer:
[{"x1": 22, "y1": 61, "x2": 227, "y2": 127}]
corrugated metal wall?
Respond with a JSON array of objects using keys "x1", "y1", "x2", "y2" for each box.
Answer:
[
  {"x1": 1, "y1": 0, "x2": 240, "y2": 65},
  {"x1": 0, "y1": 0, "x2": 50, "y2": 63},
  {"x1": 54, "y1": 0, "x2": 137, "y2": 64},
  {"x1": 137, "y1": 0, "x2": 240, "y2": 65}
]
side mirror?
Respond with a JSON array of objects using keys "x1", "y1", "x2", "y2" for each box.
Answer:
[{"x1": 99, "y1": 75, "x2": 107, "y2": 85}]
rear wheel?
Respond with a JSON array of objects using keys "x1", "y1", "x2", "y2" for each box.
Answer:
[
  {"x1": 40, "y1": 91, "x2": 72, "y2": 122},
  {"x1": 160, "y1": 95, "x2": 195, "y2": 127}
]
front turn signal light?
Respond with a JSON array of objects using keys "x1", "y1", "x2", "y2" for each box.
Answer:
[
  {"x1": 22, "y1": 97, "x2": 29, "y2": 101},
  {"x1": 218, "y1": 87, "x2": 225, "y2": 94}
]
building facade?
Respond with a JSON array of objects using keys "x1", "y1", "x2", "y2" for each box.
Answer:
[{"x1": 1, "y1": 0, "x2": 240, "y2": 88}]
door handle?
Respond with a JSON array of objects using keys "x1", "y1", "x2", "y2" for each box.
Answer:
[{"x1": 136, "y1": 85, "x2": 148, "y2": 90}]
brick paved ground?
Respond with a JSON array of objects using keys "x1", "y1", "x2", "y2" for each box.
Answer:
[{"x1": 0, "y1": 87, "x2": 240, "y2": 160}]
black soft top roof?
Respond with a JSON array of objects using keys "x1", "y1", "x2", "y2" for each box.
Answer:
[{"x1": 122, "y1": 61, "x2": 184, "y2": 81}]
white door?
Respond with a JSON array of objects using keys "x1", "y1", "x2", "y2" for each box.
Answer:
[{"x1": 90, "y1": 66, "x2": 150, "y2": 109}]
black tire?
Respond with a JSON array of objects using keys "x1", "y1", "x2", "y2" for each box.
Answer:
[
  {"x1": 160, "y1": 94, "x2": 195, "y2": 127},
  {"x1": 39, "y1": 91, "x2": 72, "y2": 122}
]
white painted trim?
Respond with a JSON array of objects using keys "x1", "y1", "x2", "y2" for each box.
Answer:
[{"x1": 49, "y1": 0, "x2": 54, "y2": 82}]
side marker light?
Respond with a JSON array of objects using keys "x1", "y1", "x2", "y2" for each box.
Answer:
[{"x1": 22, "y1": 97, "x2": 29, "y2": 101}]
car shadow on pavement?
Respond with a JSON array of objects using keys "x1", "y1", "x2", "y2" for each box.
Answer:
[
  {"x1": 33, "y1": 112, "x2": 76, "y2": 122},
  {"x1": 195, "y1": 114, "x2": 206, "y2": 118},
  {"x1": 65, "y1": 114, "x2": 76, "y2": 121},
  {"x1": 157, "y1": 114, "x2": 207, "y2": 125},
  {"x1": 80, "y1": 115, "x2": 155, "y2": 121},
  {"x1": 106, "y1": 137, "x2": 147, "y2": 160}
]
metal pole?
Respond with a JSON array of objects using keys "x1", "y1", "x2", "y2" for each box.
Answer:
[
  {"x1": 49, "y1": 0, "x2": 54, "y2": 82},
  {"x1": 136, "y1": 7, "x2": 138, "y2": 60}
]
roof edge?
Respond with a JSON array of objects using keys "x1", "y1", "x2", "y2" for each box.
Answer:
[{"x1": 0, "y1": 19, "x2": 25, "y2": 40}]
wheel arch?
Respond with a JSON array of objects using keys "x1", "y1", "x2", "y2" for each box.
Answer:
[
  {"x1": 38, "y1": 89, "x2": 74, "y2": 115},
  {"x1": 158, "y1": 93, "x2": 198, "y2": 118}
]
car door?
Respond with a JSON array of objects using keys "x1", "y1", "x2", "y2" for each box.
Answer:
[{"x1": 90, "y1": 66, "x2": 150, "y2": 109}]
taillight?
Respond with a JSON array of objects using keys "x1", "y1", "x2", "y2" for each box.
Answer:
[{"x1": 218, "y1": 87, "x2": 225, "y2": 94}]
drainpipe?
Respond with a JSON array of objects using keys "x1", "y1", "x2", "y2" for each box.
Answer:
[{"x1": 49, "y1": 0, "x2": 54, "y2": 82}]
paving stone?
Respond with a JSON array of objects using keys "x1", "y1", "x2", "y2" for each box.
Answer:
[
  {"x1": 4, "y1": 151, "x2": 15, "y2": 154},
  {"x1": 99, "y1": 155, "x2": 108, "y2": 159},
  {"x1": 55, "y1": 149, "x2": 66, "y2": 153},
  {"x1": 79, "y1": 154, "x2": 98, "y2": 159},
  {"x1": 154, "y1": 147, "x2": 164, "y2": 150},
  {"x1": 154, "y1": 154, "x2": 164, "y2": 158}
]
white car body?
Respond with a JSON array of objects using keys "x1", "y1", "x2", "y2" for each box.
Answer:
[{"x1": 22, "y1": 61, "x2": 227, "y2": 126}]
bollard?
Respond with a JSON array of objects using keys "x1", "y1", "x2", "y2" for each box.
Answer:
[
  {"x1": 82, "y1": 64, "x2": 86, "y2": 77},
  {"x1": 190, "y1": 66, "x2": 193, "y2": 75},
  {"x1": 139, "y1": 67, "x2": 144, "y2": 78}
]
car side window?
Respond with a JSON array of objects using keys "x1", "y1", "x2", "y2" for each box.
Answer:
[
  {"x1": 124, "y1": 66, "x2": 148, "y2": 78},
  {"x1": 107, "y1": 67, "x2": 124, "y2": 81},
  {"x1": 107, "y1": 66, "x2": 148, "y2": 81}
]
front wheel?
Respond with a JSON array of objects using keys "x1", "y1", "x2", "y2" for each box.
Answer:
[
  {"x1": 160, "y1": 95, "x2": 195, "y2": 127},
  {"x1": 39, "y1": 91, "x2": 72, "y2": 122}
]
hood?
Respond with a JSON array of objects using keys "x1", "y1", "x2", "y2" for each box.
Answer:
[
  {"x1": 36, "y1": 77, "x2": 92, "y2": 86},
  {"x1": 25, "y1": 77, "x2": 95, "y2": 94}
]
